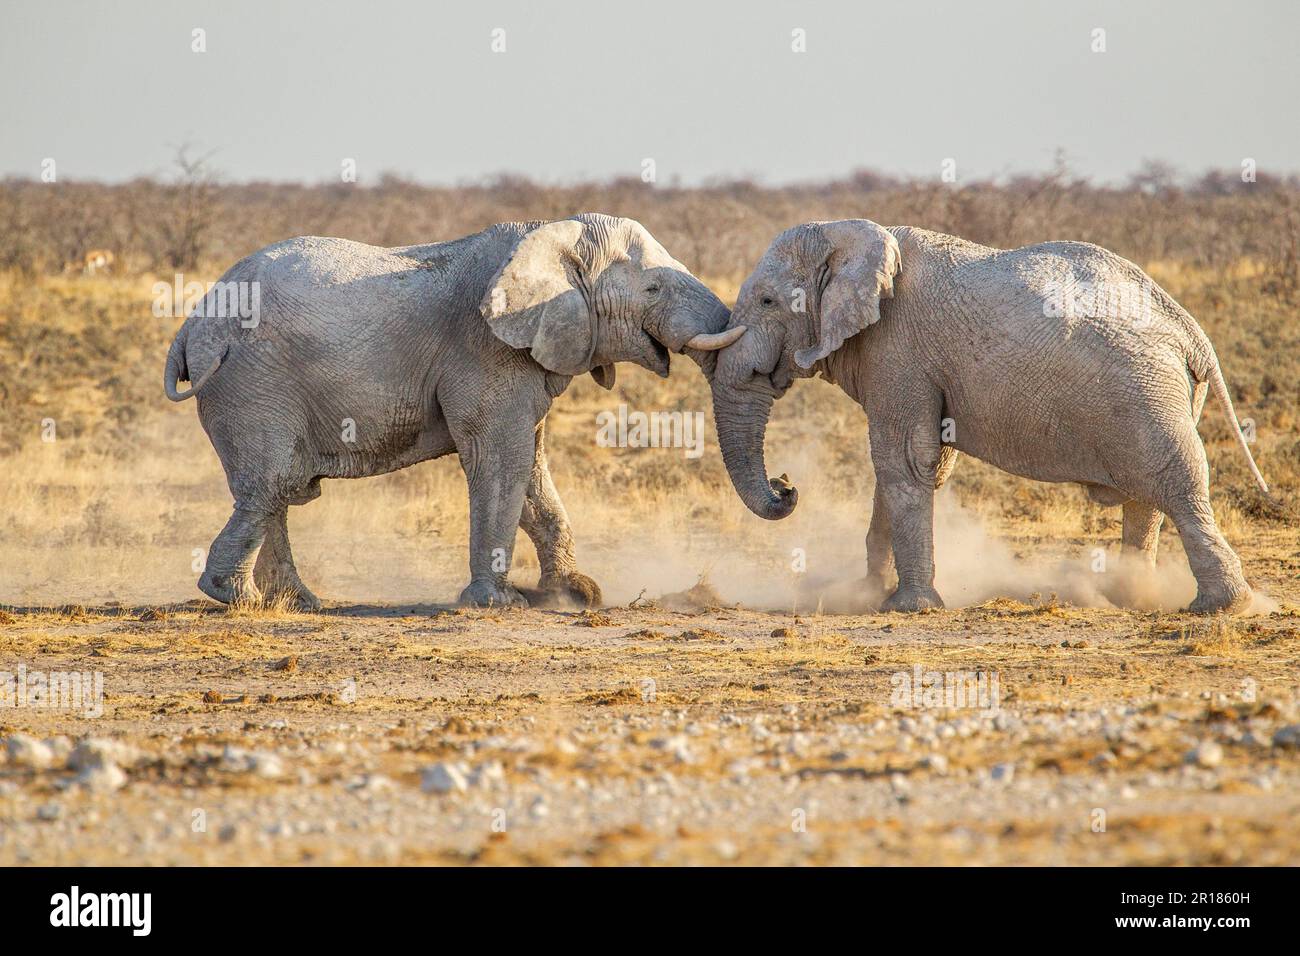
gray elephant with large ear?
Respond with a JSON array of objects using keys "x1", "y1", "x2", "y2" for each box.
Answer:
[
  {"x1": 710, "y1": 219, "x2": 1269, "y2": 615},
  {"x1": 164, "y1": 213, "x2": 740, "y2": 610}
]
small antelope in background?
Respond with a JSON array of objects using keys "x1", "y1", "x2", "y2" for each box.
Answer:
[{"x1": 83, "y1": 249, "x2": 114, "y2": 276}]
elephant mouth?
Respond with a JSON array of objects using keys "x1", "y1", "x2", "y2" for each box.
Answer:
[{"x1": 647, "y1": 335, "x2": 671, "y2": 377}]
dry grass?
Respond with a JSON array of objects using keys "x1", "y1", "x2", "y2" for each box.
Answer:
[{"x1": 1183, "y1": 619, "x2": 1251, "y2": 657}]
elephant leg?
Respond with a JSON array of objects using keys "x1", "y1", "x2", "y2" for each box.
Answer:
[
  {"x1": 1138, "y1": 438, "x2": 1250, "y2": 614},
  {"x1": 869, "y1": 414, "x2": 946, "y2": 613},
  {"x1": 455, "y1": 421, "x2": 534, "y2": 608},
  {"x1": 864, "y1": 481, "x2": 895, "y2": 599},
  {"x1": 253, "y1": 508, "x2": 322, "y2": 611},
  {"x1": 1121, "y1": 499, "x2": 1163, "y2": 565},
  {"x1": 868, "y1": 443, "x2": 952, "y2": 601},
  {"x1": 876, "y1": 477, "x2": 944, "y2": 612},
  {"x1": 1167, "y1": 498, "x2": 1251, "y2": 613},
  {"x1": 1098, "y1": 498, "x2": 1167, "y2": 609},
  {"x1": 518, "y1": 420, "x2": 602, "y2": 608},
  {"x1": 869, "y1": 419, "x2": 945, "y2": 612},
  {"x1": 1170, "y1": 382, "x2": 1250, "y2": 611},
  {"x1": 198, "y1": 498, "x2": 272, "y2": 606}
]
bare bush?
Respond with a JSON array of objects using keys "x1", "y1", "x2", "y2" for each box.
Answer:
[{"x1": 3, "y1": 163, "x2": 1298, "y2": 285}]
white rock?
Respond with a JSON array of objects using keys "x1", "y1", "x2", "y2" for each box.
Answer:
[
  {"x1": 76, "y1": 761, "x2": 127, "y2": 793},
  {"x1": 922, "y1": 754, "x2": 949, "y2": 775},
  {"x1": 1186, "y1": 740, "x2": 1224, "y2": 768},
  {"x1": 420, "y1": 762, "x2": 468, "y2": 794},
  {"x1": 68, "y1": 738, "x2": 141, "y2": 771},
  {"x1": 6, "y1": 734, "x2": 56, "y2": 770},
  {"x1": 46, "y1": 737, "x2": 73, "y2": 762},
  {"x1": 251, "y1": 753, "x2": 285, "y2": 778},
  {"x1": 650, "y1": 734, "x2": 694, "y2": 764},
  {"x1": 220, "y1": 745, "x2": 284, "y2": 778},
  {"x1": 347, "y1": 773, "x2": 393, "y2": 793},
  {"x1": 219, "y1": 745, "x2": 256, "y2": 772}
]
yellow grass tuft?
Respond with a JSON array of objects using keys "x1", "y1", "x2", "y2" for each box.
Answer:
[{"x1": 1182, "y1": 618, "x2": 1249, "y2": 656}]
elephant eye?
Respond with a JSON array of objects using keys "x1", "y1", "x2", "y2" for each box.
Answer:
[
  {"x1": 645, "y1": 283, "x2": 661, "y2": 295},
  {"x1": 761, "y1": 295, "x2": 775, "y2": 306}
]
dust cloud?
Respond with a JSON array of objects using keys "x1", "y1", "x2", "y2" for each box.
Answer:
[{"x1": 583, "y1": 484, "x2": 1264, "y2": 615}]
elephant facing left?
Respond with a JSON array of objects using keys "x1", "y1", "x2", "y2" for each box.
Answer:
[{"x1": 163, "y1": 213, "x2": 739, "y2": 610}]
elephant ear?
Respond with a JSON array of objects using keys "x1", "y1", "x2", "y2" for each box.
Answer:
[
  {"x1": 482, "y1": 220, "x2": 597, "y2": 376},
  {"x1": 795, "y1": 220, "x2": 901, "y2": 369}
]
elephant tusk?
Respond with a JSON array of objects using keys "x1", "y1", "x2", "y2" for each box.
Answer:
[{"x1": 685, "y1": 325, "x2": 746, "y2": 351}]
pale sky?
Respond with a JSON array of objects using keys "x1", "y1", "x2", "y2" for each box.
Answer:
[{"x1": 2, "y1": 0, "x2": 1296, "y2": 185}]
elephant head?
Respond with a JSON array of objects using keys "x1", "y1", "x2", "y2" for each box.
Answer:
[
  {"x1": 710, "y1": 219, "x2": 901, "y2": 519},
  {"x1": 482, "y1": 213, "x2": 741, "y2": 389}
]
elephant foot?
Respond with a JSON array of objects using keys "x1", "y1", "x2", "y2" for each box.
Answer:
[
  {"x1": 198, "y1": 569, "x2": 262, "y2": 607},
  {"x1": 266, "y1": 582, "x2": 323, "y2": 613},
  {"x1": 459, "y1": 578, "x2": 529, "y2": 609},
  {"x1": 256, "y1": 568, "x2": 323, "y2": 612},
  {"x1": 882, "y1": 585, "x2": 945, "y2": 613},
  {"x1": 520, "y1": 572, "x2": 600, "y2": 608},
  {"x1": 1187, "y1": 582, "x2": 1253, "y2": 615},
  {"x1": 528, "y1": 571, "x2": 603, "y2": 609}
]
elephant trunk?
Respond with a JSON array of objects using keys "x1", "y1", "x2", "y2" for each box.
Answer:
[{"x1": 710, "y1": 383, "x2": 798, "y2": 520}]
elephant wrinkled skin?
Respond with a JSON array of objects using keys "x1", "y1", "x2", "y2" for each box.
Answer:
[
  {"x1": 710, "y1": 220, "x2": 1268, "y2": 615},
  {"x1": 164, "y1": 214, "x2": 731, "y2": 610}
]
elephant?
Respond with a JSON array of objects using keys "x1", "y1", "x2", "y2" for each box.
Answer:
[
  {"x1": 709, "y1": 219, "x2": 1269, "y2": 615},
  {"x1": 163, "y1": 213, "x2": 741, "y2": 610}
]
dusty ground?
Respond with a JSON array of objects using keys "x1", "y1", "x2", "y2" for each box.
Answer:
[{"x1": 2, "y1": 583, "x2": 1299, "y2": 865}]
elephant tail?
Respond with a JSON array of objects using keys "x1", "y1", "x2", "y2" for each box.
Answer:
[
  {"x1": 1199, "y1": 355, "x2": 1269, "y2": 495},
  {"x1": 164, "y1": 325, "x2": 228, "y2": 402}
]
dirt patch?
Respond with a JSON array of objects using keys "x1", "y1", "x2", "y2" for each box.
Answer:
[{"x1": 2, "y1": 599, "x2": 1298, "y2": 865}]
